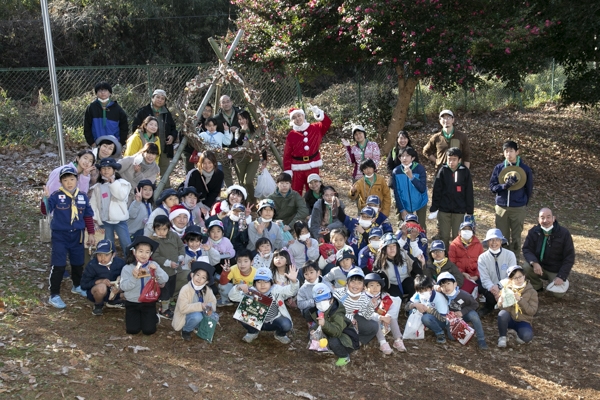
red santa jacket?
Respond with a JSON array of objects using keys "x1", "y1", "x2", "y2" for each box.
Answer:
[
  {"x1": 448, "y1": 235, "x2": 484, "y2": 277},
  {"x1": 283, "y1": 114, "x2": 332, "y2": 173}
]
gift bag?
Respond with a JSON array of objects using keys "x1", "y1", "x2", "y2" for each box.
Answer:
[
  {"x1": 461, "y1": 278, "x2": 479, "y2": 299},
  {"x1": 447, "y1": 311, "x2": 475, "y2": 345},
  {"x1": 39, "y1": 215, "x2": 52, "y2": 243},
  {"x1": 500, "y1": 286, "x2": 517, "y2": 308},
  {"x1": 254, "y1": 169, "x2": 276, "y2": 199},
  {"x1": 196, "y1": 312, "x2": 219, "y2": 343},
  {"x1": 402, "y1": 310, "x2": 425, "y2": 340},
  {"x1": 138, "y1": 270, "x2": 161, "y2": 303},
  {"x1": 307, "y1": 326, "x2": 331, "y2": 352},
  {"x1": 189, "y1": 150, "x2": 199, "y2": 164}
]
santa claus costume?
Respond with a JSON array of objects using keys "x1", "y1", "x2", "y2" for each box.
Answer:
[{"x1": 283, "y1": 106, "x2": 331, "y2": 194}]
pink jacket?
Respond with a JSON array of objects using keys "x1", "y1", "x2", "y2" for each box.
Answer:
[{"x1": 344, "y1": 141, "x2": 381, "y2": 179}]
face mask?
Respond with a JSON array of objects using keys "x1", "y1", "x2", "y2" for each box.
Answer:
[
  {"x1": 359, "y1": 219, "x2": 372, "y2": 229},
  {"x1": 489, "y1": 248, "x2": 501, "y2": 255},
  {"x1": 541, "y1": 225, "x2": 553, "y2": 233},
  {"x1": 191, "y1": 282, "x2": 206, "y2": 291},
  {"x1": 262, "y1": 218, "x2": 272, "y2": 223},
  {"x1": 99, "y1": 260, "x2": 113, "y2": 267},
  {"x1": 419, "y1": 291, "x2": 432, "y2": 303},
  {"x1": 212, "y1": 238, "x2": 222, "y2": 244},
  {"x1": 324, "y1": 201, "x2": 333, "y2": 206},
  {"x1": 316, "y1": 300, "x2": 331, "y2": 312},
  {"x1": 364, "y1": 174, "x2": 374, "y2": 179},
  {"x1": 370, "y1": 240, "x2": 381, "y2": 249},
  {"x1": 229, "y1": 214, "x2": 241, "y2": 222},
  {"x1": 262, "y1": 252, "x2": 272, "y2": 259},
  {"x1": 512, "y1": 281, "x2": 526, "y2": 289},
  {"x1": 369, "y1": 206, "x2": 379, "y2": 214},
  {"x1": 460, "y1": 230, "x2": 473, "y2": 240},
  {"x1": 299, "y1": 233, "x2": 311, "y2": 241}
]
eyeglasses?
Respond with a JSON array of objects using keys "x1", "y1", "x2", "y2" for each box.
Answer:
[{"x1": 512, "y1": 275, "x2": 526, "y2": 281}]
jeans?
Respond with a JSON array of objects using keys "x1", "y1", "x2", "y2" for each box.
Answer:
[
  {"x1": 242, "y1": 316, "x2": 292, "y2": 336},
  {"x1": 462, "y1": 310, "x2": 486, "y2": 342},
  {"x1": 354, "y1": 315, "x2": 378, "y2": 345},
  {"x1": 497, "y1": 310, "x2": 534, "y2": 342},
  {"x1": 422, "y1": 313, "x2": 451, "y2": 337},
  {"x1": 183, "y1": 311, "x2": 220, "y2": 332},
  {"x1": 219, "y1": 282, "x2": 233, "y2": 301},
  {"x1": 102, "y1": 220, "x2": 131, "y2": 252}
]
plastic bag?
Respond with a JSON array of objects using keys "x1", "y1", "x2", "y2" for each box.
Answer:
[
  {"x1": 447, "y1": 311, "x2": 475, "y2": 345},
  {"x1": 307, "y1": 326, "x2": 331, "y2": 352},
  {"x1": 138, "y1": 269, "x2": 161, "y2": 303},
  {"x1": 196, "y1": 311, "x2": 219, "y2": 343},
  {"x1": 402, "y1": 310, "x2": 425, "y2": 340},
  {"x1": 254, "y1": 169, "x2": 276, "y2": 199},
  {"x1": 39, "y1": 215, "x2": 52, "y2": 243}
]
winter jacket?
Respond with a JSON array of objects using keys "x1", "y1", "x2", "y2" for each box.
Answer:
[
  {"x1": 247, "y1": 218, "x2": 283, "y2": 251},
  {"x1": 307, "y1": 298, "x2": 354, "y2": 349},
  {"x1": 444, "y1": 289, "x2": 479, "y2": 316},
  {"x1": 522, "y1": 221, "x2": 575, "y2": 281},
  {"x1": 127, "y1": 200, "x2": 153, "y2": 235},
  {"x1": 430, "y1": 164, "x2": 474, "y2": 215},
  {"x1": 131, "y1": 104, "x2": 178, "y2": 158},
  {"x1": 304, "y1": 190, "x2": 322, "y2": 215},
  {"x1": 268, "y1": 189, "x2": 309, "y2": 226},
  {"x1": 392, "y1": 162, "x2": 428, "y2": 214},
  {"x1": 80, "y1": 256, "x2": 126, "y2": 291},
  {"x1": 120, "y1": 262, "x2": 169, "y2": 303},
  {"x1": 152, "y1": 231, "x2": 185, "y2": 276},
  {"x1": 498, "y1": 280, "x2": 538, "y2": 325},
  {"x1": 84, "y1": 99, "x2": 129, "y2": 146},
  {"x1": 478, "y1": 249, "x2": 516, "y2": 291},
  {"x1": 46, "y1": 162, "x2": 90, "y2": 196},
  {"x1": 143, "y1": 204, "x2": 169, "y2": 237},
  {"x1": 489, "y1": 159, "x2": 534, "y2": 207},
  {"x1": 296, "y1": 277, "x2": 332, "y2": 311},
  {"x1": 229, "y1": 280, "x2": 299, "y2": 325},
  {"x1": 205, "y1": 214, "x2": 249, "y2": 256},
  {"x1": 123, "y1": 130, "x2": 162, "y2": 160},
  {"x1": 172, "y1": 281, "x2": 217, "y2": 331},
  {"x1": 348, "y1": 174, "x2": 391, "y2": 217},
  {"x1": 449, "y1": 236, "x2": 484, "y2": 278},
  {"x1": 287, "y1": 239, "x2": 320, "y2": 267},
  {"x1": 184, "y1": 168, "x2": 225, "y2": 208},
  {"x1": 424, "y1": 259, "x2": 465, "y2": 287},
  {"x1": 423, "y1": 129, "x2": 471, "y2": 169},
  {"x1": 89, "y1": 179, "x2": 131, "y2": 224},
  {"x1": 309, "y1": 198, "x2": 345, "y2": 239},
  {"x1": 344, "y1": 141, "x2": 381, "y2": 180}
]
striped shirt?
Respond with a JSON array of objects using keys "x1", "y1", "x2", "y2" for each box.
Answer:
[{"x1": 333, "y1": 287, "x2": 374, "y2": 321}]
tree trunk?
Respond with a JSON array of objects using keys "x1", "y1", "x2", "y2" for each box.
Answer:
[{"x1": 382, "y1": 67, "x2": 418, "y2": 154}]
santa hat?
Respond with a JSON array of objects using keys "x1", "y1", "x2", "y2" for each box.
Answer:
[
  {"x1": 169, "y1": 204, "x2": 190, "y2": 221},
  {"x1": 289, "y1": 108, "x2": 305, "y2": 122}
]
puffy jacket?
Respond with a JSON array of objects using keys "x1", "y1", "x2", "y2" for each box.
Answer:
[
  {"x1": 392, "y1": 162, "x2": 428, "y2": 213},
  {"x1": 448, "y1": 235, "x2": 484, "y2": 277},
  {"x1": 522, "y1": 220, "x2": 575, "y2": 281},
  {"x1": 489, "y1": 159, "x2": 533, "y2": 207},
  {"x1": 131, "y1": 104, "x2": 178, "y2": 158},
  {"x1": 348, "y1": 174, "x2": 391, "y2": 217}
]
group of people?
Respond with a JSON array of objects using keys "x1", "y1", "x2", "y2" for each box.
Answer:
[{"x1": 42, "y1": 83, "x2": 576, "y2": 366}]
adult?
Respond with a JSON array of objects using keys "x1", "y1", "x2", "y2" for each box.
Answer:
[
  {"x1": 131, "y1": 89, "x2": 178, "y2": 186},
  {"x1": 90, "y1": 135, "x2": 122, "y2": 187},
  {"x1": 183, "y1": 151, "x2": 224, "y2": 209},
  {"x1": 342, "y1": 124, "x2": 380, "y2": 181},
  {"x1": 83, "y1": 82, "x2": 128, "y2": 148},
  {"x1": 118, "y1": 143, "x2": 160, "y2": 203},
  {"x1": 283, "y1": 106, "x2": 331, "y2": 195},
  {"x1": 490, "y1": 140, "x2": 534, "y2": 257},
  {"x1": 268, "y1": 173, "x2": 309, "y2": 228},
  {"x1": 387, "y1": 130, "x2": 419, "y2": 176},
  {"x1": 124, "y1": 116, "x2": 161, "y2": 159},
  {"x1": 214, "y1": 95, "x2": 241, "y2": 187},
  {"x1": 522, "y1": 208, "x2": 574, "y2": 298},
  {"x1": 45, "y1": 150, "x2": 96, "y2": 195},
  {"x1": 423, "y1": 110, "x2": 471, "y2": 170},
  {"x1": 227, "y1": 110, "x2": 268, "y2": 205},
  {"x1": 182, "y1": 103, "x2": 213, "y2": 173}
]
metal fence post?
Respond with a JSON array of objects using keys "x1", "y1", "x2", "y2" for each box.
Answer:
[
  {"x1": 146, "y1": 64, "x2": 152, "y2": 97},
  {"x1": 295, "y1": 77, "x2": 303, "y2": 108},
  {"x1": 551, "y1": 58, "x2": 555, "y2": 99},
  {"x1": 357, "y1": 65, "x2": 362, "y2": 113}
]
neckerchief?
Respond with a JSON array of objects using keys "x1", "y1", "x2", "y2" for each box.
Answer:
[
  {"x1": 59, "y1": 187, "x2": 80, "y2": 224},
  {"x1": 138, "y1": 261, "x2": 150, "y2": 293},
  {"x1": 388, "y1": 260, "x2": 405, "y2": 295},
  {"x1": 446, "y1": 287, "x2": 460, "y2": 303},
  {"x1": 511, "y1": 284, "x2": 526, "y2": 319},
  {"x1": 540, "y1": 228, "x2": 552, "y2": 262},
  {"x1": 222, "y1": 110, "x2": 235, "y2": 126},
  {"x1": 357, "y1": 141, "x2": 368, "y2": 161},
  {"x1": 185, "y1": 246, "x2": 204, "y2": 260},
  {"x1": 433, "y1": 257, "x2": 448, "y2": 275},
  {"x1": 364, "y1": 174, "x2": 376, "y2": 187},
  {"x1": 97, "y1": 98, "x2": 110, "y2": 127},
  {"x1": 461, "y1": 237, "x2": 473, "y2": 247},
  {"x1": 143, "y1": 201, "x2": 152, "y2": 218},
  {"x1": 442, "y1": 127, "x2": 454, "y2": 141},
  {"x1": 504, "y1": 156, "x2": 521, "y2": 168},
  {"x1": 312, "y1": 191, "x2": 321, "y2": 199},
  {"x1": 190, "y1": 281, "x2": 205, "y2": 303}
]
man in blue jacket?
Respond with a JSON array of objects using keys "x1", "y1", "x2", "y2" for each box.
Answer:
[
  {"x1": 489, "y1": 141, "x2": 534, "y2": 257},
  {"x1": 83, "y1": 82, "x2": 129, "y2": 147}
]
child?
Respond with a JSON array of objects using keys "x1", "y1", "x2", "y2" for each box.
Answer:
[
  {"x1": 206, "y1": 203, "x2": 250, "y2": 255},
  {"x1": 169, "y1": 204, "x2": 190, "y2": 238},
  {"x1": 341, "y1": 206, "x2": 392, "y2": 255},
  {"x1": 391, "y1": 147, "x2": 428, "y2": 228},
  {"x1": 248, "y1": 199, "x2": 283, "y2": 250},
  {"x1": 308, "y1": 283, "x2": 359, "y2": 366},
  {"x1": 436, "y1": 272, "x2": 488, "y2": 349},
  {"x1": 179, "y1": 225, "x2": 220, "y2": 300},
  {"x1": 365, "y1": 272, "x2": 406, "y2": 353},
  {"x1": 342, "y1": 124, "x2": 381, "y2": 181},
  {"x1": 229, "y1": 267, "x2": 299, "y2": 344},
  {"x1": 89, "y1": 157, "x2": 132, "y2": 252},
  {"x1": 210, "y1": 185, "x2": 250, "y2": 224},
  {"x1": 42, "y1": 166, "x2": 96, "y2": 308},
  {"x1": 144, "y1": 188, "x2": 179, "y2": 237},
  {"x1": 365, "y1": 195, "x2": 392, "y2": 231},
  {"x1": 405, "y1": 275, "x2": 450, "y2": 344},
  {"x1": 127, "y1": 179, "x2": 155, "y2": 239},
  {"x1": 207, "y1": 220, "x2": 236, "y2": 277},
  {"x1": 396, "y1": 214, "x2": 428, "y2": 262},
  {"x1": 449, "y1": 220, "x2": 484, "y2": 296},
  {"x1": 80, "y1": 239, "x2": 126, "y2": 316},
  {"x1": 199, "y1": 117, "x2": 233, "y2": 152},
  {"x1": 425, "y1": 240, "x2": 464, "y2": 287},
  {"x1": 288, "y1": 221, "x2": 319, "y2": 271},
  {"x1": 297, "y1": 261, "x2": 332, "y2": 321},
  {"x1": 172, "y1": 262, "x2": 218, "y2": 341},
  {"x1": 357, "y1": 227, "x2": 383, "y2": 274},
  {"x1": 151, "y1": 215, "x2": 185, "y2": 320},
  {"x1": 270, "y1": 249, "x2": 294, "y2": 286},
  {"x1": 220, "y1": 249, "x2": 257, "y2": 306},
  {"x1": 372, "y1": 234, "x2": 423, "y2": 300},
  {"x1": 178, "y1": 187, "x2": 204, "y2": 228},
  {"x1": 309, "y1": 185, "x2": 345, "y2": 241},
  {"x1": 317, "y1": 228, "x2": 352, "y2": 275},
  {"x1": 118, "y1": 142, "x2": 160, "y2": 203},
  {"x1": 349, "y1": 158, "x2": 391, "y2": 216},
  {"x1": 252, "y1": 238, "x2": 274, "y2": 270},
  {"x1": 324, "y1": 249, "x2": 357, "y2": 289},
  {"x1": 497, "y1": 265, "x2": 538, "y2": 347},
  {"x1": 304, "y1": 173, "x2": 324, "y2": 214},
  {"x1": 268, "y1": 172, "x2": 310, "y2": 228},
  {"x1": 120, "y1": 236, "x2": 168, "y2": 335},
  {"x1": 332, "y1": 268, "x2": 379, "y2": 347},
  {"x1": 429, "y1": 147, "x2": 474, "y2": 248}
]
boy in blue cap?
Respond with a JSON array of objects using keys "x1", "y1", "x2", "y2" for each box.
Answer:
[
  {"x1": 340, "y1": 206, "x2": 392, "y2": 255},
  {"x1": 357, "y1": 227, "x2": 383, "y2": 274},
  {"x1": 80, "y1": 239, "x2": 126, "y2": 316},
  {"x1": 424, "y1": 240, "x2": 464, "y2": 287},
  {"x1": 42, "y1": 166, "x2": 96, "y2": 309}
]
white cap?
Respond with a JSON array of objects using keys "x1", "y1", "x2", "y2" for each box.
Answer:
[
  {"x1": 439, "y1": 109, "x2": 454, "y2": 118},
  {"x1": 351, "y1": 125, "x2": 366, "y2": 134},
  {"x1": 152, "y1": 89, "x2": 167, "y2": 98},
  {"x1": 307, "y1": 173, "x2": 321, "y2": 183}
]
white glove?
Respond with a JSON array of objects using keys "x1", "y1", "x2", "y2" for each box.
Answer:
[
  {"x1": 428, "y1": 210, "x2": 439, "y2": 220},
  {"x1": 311, "y1": 106, "x2": 324, "y2": 121}
]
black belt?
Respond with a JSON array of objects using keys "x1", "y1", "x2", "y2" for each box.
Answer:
[{"x1": 292, "y1": 150, "x2": 319, "y2": 162}]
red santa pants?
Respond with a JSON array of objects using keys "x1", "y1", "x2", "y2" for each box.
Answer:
[{"x1": 292, "y1": 167, "x2": 319, "y2": 195}]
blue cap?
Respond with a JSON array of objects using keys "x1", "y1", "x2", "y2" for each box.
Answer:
[
  {"x1": 366, "y1": 195, "x2": 381, "y2": 206},
  {"x1": 96, "y1": 157, "x2": 121, "y2": 171},
  {"x1": 360, "y1": 206, "x2": 376, "y2": 218},
  {"x1": 59, "y1": 166, "x2": 78, "y2": 179},
  {"x1": 231, "y1": 203, "x2": 246, "y2": 212},
  {"x1": 254, "y1": 267, "x2": 273, "y2": 282},
  {"x1": 312, "y1": 283, "x2": 332, "y2": 302},
  {"x1": 436, "y1": 271, "x2": 456, "y2": 283},
  {"x1": 405, "y1": 214, "x2": 419, "y2": 223},
  {"x1": 347, "y1": 268, "x2": 365, "y2": 280},
  {"x1": 94, "y1": 239, "x2": 115, "y2": 254},
  {"x1": 368, "y1": 227, "x2": 383, "y2": 239},
  {"x1": 430, "y1": 240, "x2": 446, "y2": 253},
  {"x1": 336, "y1": 249, "x2": 355, "y2": 265}
]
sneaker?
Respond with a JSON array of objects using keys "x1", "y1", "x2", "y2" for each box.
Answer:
[
  {"x1": 515, "y1": 336, "x2": 526, "y2": 345},
  {"x1": 217, "y1": 298, "x2": 233, "y2": 307},
  {"x1": 71, "y1": 286, "x2": 87, "y2": 297},
  {"x1": 242, "y1": 333, "x2": 259, "y2": 343},
  {"x1": 478, "y1": 340, "x2": 489, "y2": 350},
  {"x1": 498, "y1": 336, "x2": 507, "y2": 348},
  {"x1": 158, "y1": 309, "x2": 174, "y2": 320},
  {"x1": 335, "y1": 357, "x2": 351, "y2": 367},
  {"x1": 393, "y1": 338, "x2": 407, "y2": 352},
  {"x1": 92, "y1": 304, "x2": 103, "y2": 316},
  {"x1": 436, "y1": 334, "x2": 446, "y2": 344},
  {"x1": 274, "y1": 335, "x2": 291, "y2": 344},
  {"x1": 49, "y1": 295, "x2": 66, "y2": 309},
  {"x1": 105, "y1": 301, "x2": 125, "y2": 309},
  {"x1": 181, "y1": 331, "x2": 192, "y2": 341},
  {"x1": 379, "y1": 342, "x2": 393, "y2": 355}
]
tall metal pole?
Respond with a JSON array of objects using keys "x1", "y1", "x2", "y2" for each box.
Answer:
[{"x1": 40, "y1": 0, "x2": 66, "y2": 165}]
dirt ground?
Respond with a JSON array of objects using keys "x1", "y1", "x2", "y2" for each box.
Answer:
[{"x1": 1, "y1": 107, "x2": 599, "y2": 399}]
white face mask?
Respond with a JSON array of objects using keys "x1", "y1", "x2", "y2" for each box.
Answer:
[
  {"x1": 229, "y1": 214, "x2": 241, "y2": 222},
  {"x1": 541, "y1": 225, "x2": 553, "y2": 233},
  {"x1": 299, "y1": 233, "x2": 311, "y2": 241},
  {"x1": 460, "y1": 230, "x2": 473, "y2": 240},
  {"x1": 489, "y1": 248, "x2": 501, "y2": 255},
  {"x1": 212, "y1": 238, "x2": 222, "y2": 244},
  {"x1": 370, "y1": 240, "x2": 381, "y2": 249},
  {"x1": 369, "y1": 206, "x2": 379, "y2": 214},
  {"x1": 99, "y1": 260, "x2": 113, "y2": 267},
  {"x1": 191, "y1": 282, "x2": 206, "y2": 291},
  {"x1": 316, "y1": 300, "x2": 331, "y2": 312},
  {"x1": 262, "y1": 218, "x2": 272, "y2": 223},
  {"x1": 364, "y1": 174, "x2": 374, "y2": 179},
  {"x1": 419, "y1": 291, "x2": 432, "y2": 303},
  {"x1": 359, "y1": 219, "x2": 372, "y2": 229}
]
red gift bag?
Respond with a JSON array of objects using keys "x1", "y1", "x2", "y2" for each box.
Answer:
[
  {"x1": 189, "y1": 150, "x2": 199, "y2": 164},
  {"x1": 447, "y1": 311, "x2": 475, "y2": 345},
  {"x1": 460, "y1": 278, "x2": 479, "y2": 299},
  {"x1": 138, "y1": 269, "x2": 161, "y2": 303}
]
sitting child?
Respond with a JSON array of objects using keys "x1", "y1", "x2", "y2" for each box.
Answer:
[
  {"x1": 229, "y1": 267, "x2": 299, "y2": 344},
  {"x1": 80, "y1": 239, "x2": 126, "y2": 316},
  {"x1": 144, "y1": 188, "x2": 179, "y2": 237},
  {"x1": 317, "y1": 227, "x2": 352, "y2": 275},
  {"x1": 324, "y1": 249, "x2": 358, "y2": 289},
  {"x1": 357, "y1": 227, "x2": 383, "y2": 274},
  {"x1": 248, "y1": 199, "x2": 283, "y2": 250},
  {"x1": 396, "y1": 214, "x2": 428, "y2": 262},
  {"x1": 287, "y1": 221, "x2": 319, "y2": 272},
  {"x1": 219, "y1": 249, "x2": 257, "y2": 306},
  {"x1": 172, "y1": 262, "x2": 218, "y2": 341},
  {"x1": 207, "y1": 220, "x2": 236, "y2": 276},
  {"x1": 425, "y1": 240, "x2": 464, "y2": 287},
  {"x1": 252, "y1": 238, "x2": 274, "y2": 270},
  {"x1": 405, "y1": 275, "x2": 450, "y2": 344},
  {"x1": 365, "y1": 195, "x2": 392, "y2": 231},
  {"x1": 297, "y1": 261, "x2": 332, "y2": 322}
]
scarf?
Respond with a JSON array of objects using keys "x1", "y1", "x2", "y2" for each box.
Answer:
[
  {"x1": 190, "y1": 281, "x2": 205, "y2": 303},
  {"x1": 357, "y1": 140, "x2": 368, "y2": 161},
  {"x1": 364, "y1": 173, "x2": 376, "y2": 187},
  {"x1": 540, "y1": 228, "x2": 552, "y2": 262},
  {"x1": 442, "y1": 127, "x2": 454, "y2": 141},
  {"x1": 202, "y1": 169, "x2": 215, "y2": 184},
  {"x1": 433, "y1": 257, "x2": 448, "y2": 275},
  {"x1": 171, "y1": 225, "x2": 185, "y2": 238},
  {"x1": 511, "y1": 284, "x2": 526, "y2": 319},
  {"x1": 504, "y1": 156, "x2": 521, "y2": 168},
  {"x1": 221, "y1": 109, "x2": 236, "y2": 126},
  {"x1": 59, "y1": 187, "x2": 80, "y2": 224},
  {"x1": 185, "y1": 245, "x2": 204, "y2": 260}
]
